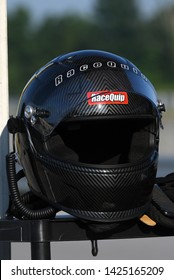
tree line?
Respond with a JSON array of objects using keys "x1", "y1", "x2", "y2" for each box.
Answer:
[{"x1": 8, "y1": 0, "x2": 174, "y2": 96}]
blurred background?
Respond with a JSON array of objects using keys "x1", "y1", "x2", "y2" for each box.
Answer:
[{"x1": 7, "y1": 0, "x2": 174, "y2": 259}]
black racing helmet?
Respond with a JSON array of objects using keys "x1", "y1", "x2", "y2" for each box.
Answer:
[{"x1": 15, "y1": 49, "x2": 164, "y2": 222}]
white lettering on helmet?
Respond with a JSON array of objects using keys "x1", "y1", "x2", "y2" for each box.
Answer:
[{"x1": 55, "y1": 60, "x2": 147, "y2": 86}]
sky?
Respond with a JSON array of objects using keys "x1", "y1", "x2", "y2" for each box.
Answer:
[{"x1": 7, "y1": 0, "x2": 174, "y2": 23}]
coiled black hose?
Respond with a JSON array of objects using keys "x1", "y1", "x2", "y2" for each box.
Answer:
[{"x1": 6, "y1": 152, "x2": 57, "y2": 219}]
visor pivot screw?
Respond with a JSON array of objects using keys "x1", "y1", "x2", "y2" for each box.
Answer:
[
  {"x1": 30, "y1": 115, "x2": 37, "y2": 125},
  {"x1": 157, "y1": 100, "x2": 166, "y2": 112},
  {"x1": 24, "y1": 105, "x2": 36, "y2": 119}
]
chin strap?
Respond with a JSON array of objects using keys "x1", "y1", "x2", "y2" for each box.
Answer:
[{"x1": 140, "y1": 173, "x2": 174, "y2": 228}]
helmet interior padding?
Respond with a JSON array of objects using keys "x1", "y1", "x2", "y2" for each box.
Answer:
[{"x1": 44, "y1": 118, "x2": 156, "y2": 166}]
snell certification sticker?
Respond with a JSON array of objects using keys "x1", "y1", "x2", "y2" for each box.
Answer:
[{"x1": 87, "y1": 91, "x2": 128, "y2": 105}]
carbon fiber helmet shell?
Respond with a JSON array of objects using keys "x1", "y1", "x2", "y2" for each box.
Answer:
[{"x1": 16, "y1": 50, "x2": 161, "y2": 222}]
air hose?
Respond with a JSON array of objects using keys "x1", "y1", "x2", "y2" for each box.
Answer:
[{"x1": 6, "y1": 152, "x2": 57, "y2": 219}]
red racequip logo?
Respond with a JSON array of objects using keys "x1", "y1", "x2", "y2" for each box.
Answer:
[{"x1": 87, "y1": 91, "x2": 128, "y2": 105}]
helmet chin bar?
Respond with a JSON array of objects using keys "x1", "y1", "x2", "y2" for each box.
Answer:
[{"x1": 7, "y1": 116, "x2": 153, "y2": 257}]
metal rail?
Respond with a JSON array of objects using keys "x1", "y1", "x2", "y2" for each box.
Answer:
[{"x1": 0, "y1": 216, "x2": 174, "y2": 259}]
